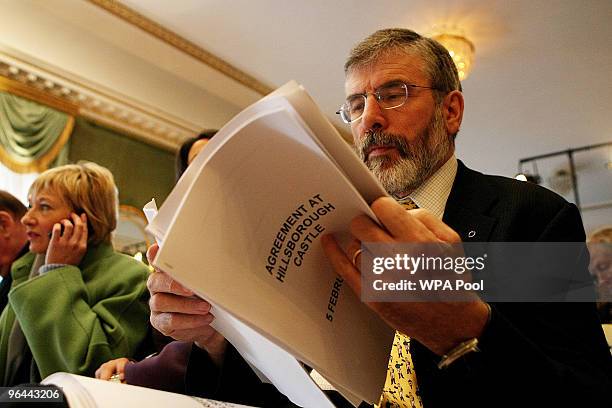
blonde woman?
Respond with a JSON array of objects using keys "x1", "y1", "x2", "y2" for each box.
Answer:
[{"x1": 0, "y1": 162, "x2": 150, "y2": 385}]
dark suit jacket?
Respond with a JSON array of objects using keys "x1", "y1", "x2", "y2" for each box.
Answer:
[
  {"x1": 131, "y1": 162, "x2": 612, "y2": 407},
  {"x1": 0, "y1": 246, "x2": 28, "y2": 315},
  {"x1": 412, "y1": 161, "x2": 612, "y2": 407}
]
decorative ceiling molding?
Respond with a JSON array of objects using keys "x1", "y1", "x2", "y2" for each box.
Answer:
[
  {"x1": 88, "y1": 0, "x2": 273, "y2": 97},
  {"x1": 0, "y1": 76, "x2": 78, "y2": 116},
  {"x1": 0, "y1": 47, "x2": 200, "y2": 151}
]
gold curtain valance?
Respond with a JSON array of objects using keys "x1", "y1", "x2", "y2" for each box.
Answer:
[{"x1": 0, "y1": 84, "x2": 75, "y2": 173}]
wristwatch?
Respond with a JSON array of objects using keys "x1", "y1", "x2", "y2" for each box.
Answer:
[
  {"x1": 437, "y1": 303, "x2": 491, "y2": 369},
  {"x1": 437, "y1": 338, "x2": 480, "y2": 369}
]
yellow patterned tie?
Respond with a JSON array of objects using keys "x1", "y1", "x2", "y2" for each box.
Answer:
[
  {"x1": 397, "y1": 197, "x2": 419, "y2": 210},
  {"x1": 377, "y1": 197, "x2": 423, "y2": 408},
  {"x1": 377, "y1": 332, "x2": 423, "y2": 408}
]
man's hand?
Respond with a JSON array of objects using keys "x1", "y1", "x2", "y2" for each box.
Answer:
[
  {"x1": 322, "y1": 197, "x2": 490, "y2": 356},
  {"x1": 45, "y1": 212, "x2": 88, "y2": 265},
  {"x1": 147, "y1": 244, "x2": 228, "y2": 365}
]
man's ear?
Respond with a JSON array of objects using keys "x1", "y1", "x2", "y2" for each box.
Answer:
[
  {"x1": 442, "y1": 90, "x2": 464, "y2": 136},
  {"x1": 0, "y1": 211, "x2": 12, "y2": 235}
]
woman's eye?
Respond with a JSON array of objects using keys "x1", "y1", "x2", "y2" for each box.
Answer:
[{"x1": 596, "y1": 261, "x2": 610, "y2": 273}]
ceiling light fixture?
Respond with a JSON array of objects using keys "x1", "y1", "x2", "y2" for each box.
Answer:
[{"x1": 432, "y1": 33, "x2": 475, "y2": 81}]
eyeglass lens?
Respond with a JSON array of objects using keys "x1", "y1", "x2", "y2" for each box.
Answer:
[{"x1": 341, "y1": 82, "x2": 408, "y2": 123}]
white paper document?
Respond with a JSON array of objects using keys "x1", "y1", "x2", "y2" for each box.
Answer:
[
  {"x1": 144, "y1": 199, "x2": 336, "y2": 408},
  {"x1": 148, "y1": 81, "x2": 394, "y2": 405},
  {"x1": 42, "y1": 373, "x2": 251, "y2": 408}
]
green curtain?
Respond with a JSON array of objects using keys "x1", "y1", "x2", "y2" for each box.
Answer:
[
  {"x1": 68, "y1": 117, "x2": 175, "y2": 208},
  {"x1": 0, "y1": 88, "x2": 175, "y2": 207},
  {"x1": 0, "y1": 91, "x2": 72, "y2": 173}
]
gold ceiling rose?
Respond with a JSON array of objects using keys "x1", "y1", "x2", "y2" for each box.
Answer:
[{"x1": 432, "y1": 32, "x2": 475, "y2": 81}]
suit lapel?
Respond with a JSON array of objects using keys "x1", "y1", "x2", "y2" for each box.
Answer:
[{"x1": 443, "y1": 161, "x2": 498, "y2": 242}]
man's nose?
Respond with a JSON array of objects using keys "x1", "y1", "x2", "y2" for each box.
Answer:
[{"x1": 359, "y1": 94, "x2": 387, "y2": 132}]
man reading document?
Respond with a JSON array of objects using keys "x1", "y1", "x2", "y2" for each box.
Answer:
[{"x1": 144, "y1": 29, "x2": 612, "y2": 407}]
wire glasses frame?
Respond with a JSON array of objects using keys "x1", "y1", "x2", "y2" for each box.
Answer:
[{"x1": 336, "y1": 81, "x2": 438, "y2": 124}]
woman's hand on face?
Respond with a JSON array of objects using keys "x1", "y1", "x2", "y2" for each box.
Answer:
[{"x1": 45, "y1": 212, "x2": 88, "y2": 266}]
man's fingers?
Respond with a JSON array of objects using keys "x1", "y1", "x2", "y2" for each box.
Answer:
[
  {"x1": 147, "y1": 271, "x2": 194, "y2": 296},
  {"x1": 146, "y1": 244, "x2": 159, "y2": 265},
  {"x1": 349, "y1": 214, "x2": 393, "y2": 244},
  {"x1": 150, "y1": 311, "x2": 215, "y2": 338},
  {"x1": 149, "y1": 292, "x2": 210, "y2": 314},
  {"x1": 370, "y1": 197, "x2": 441, "y2": 242},
  {"x1": 345, "y1": 238, "x2": 362, "y2": 267},
  {"x1": 321, "y1": 234, "x2": 362, "y2": 295},
  {"x1": 173, "y1": 326, "x2": 219, "y2": 345},
  {"x1": 410, "y1": 209, "x2": 461, "y2": 243}
]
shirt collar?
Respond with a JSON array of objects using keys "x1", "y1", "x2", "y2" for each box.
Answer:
[{"x1": 408, "y1": 154, "x2": 457, "y2": 219}]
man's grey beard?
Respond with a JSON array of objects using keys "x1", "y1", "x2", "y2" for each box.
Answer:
[{"x1": 354, "y1": 107, "x2": 453, "y2": 196}]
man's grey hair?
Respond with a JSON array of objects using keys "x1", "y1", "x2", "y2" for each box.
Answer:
[{"x1": 345, "y1": 28, "x2": 462, "y2": 103}]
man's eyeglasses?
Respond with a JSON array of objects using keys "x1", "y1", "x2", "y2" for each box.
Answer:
[{"x1": 336, "y1": 81, "x2": 438, "y2": 124}]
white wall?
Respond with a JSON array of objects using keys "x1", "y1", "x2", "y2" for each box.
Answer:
[{"x1": 0, "y1": 0, "x2": 249, "y2": 130}]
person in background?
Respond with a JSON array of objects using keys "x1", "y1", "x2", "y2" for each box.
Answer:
[
  {"x1": 0, "y1": 190, "x2": 28, "y2": 313},
  {"x1": 0, "y1": 161, "x2": 150, "y2": 385},
  {"x1": 95, "y1": 131, "x2": 218, "y2": 390},
  {"x1": 175, "y1": 130, "x2": 217, "y2": 179},
  {"x1": 588, "y1": 226, "x2": 612, "y2": 323}
]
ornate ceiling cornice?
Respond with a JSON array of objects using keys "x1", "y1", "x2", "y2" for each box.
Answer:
[
  {"x1": 87, "y1": 0, "x2": 273, "y2": 96},
  {"x1": 0, "y1": 49, "x2": 200, "y2": 151}
]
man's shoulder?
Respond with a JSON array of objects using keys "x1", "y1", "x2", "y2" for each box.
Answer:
[
  {"x1": 453, "y1": 162, "x2": 584, "y2": 241},
  {"x1": 460, "y1": 162, "x2": 569, "y2": 210}
]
